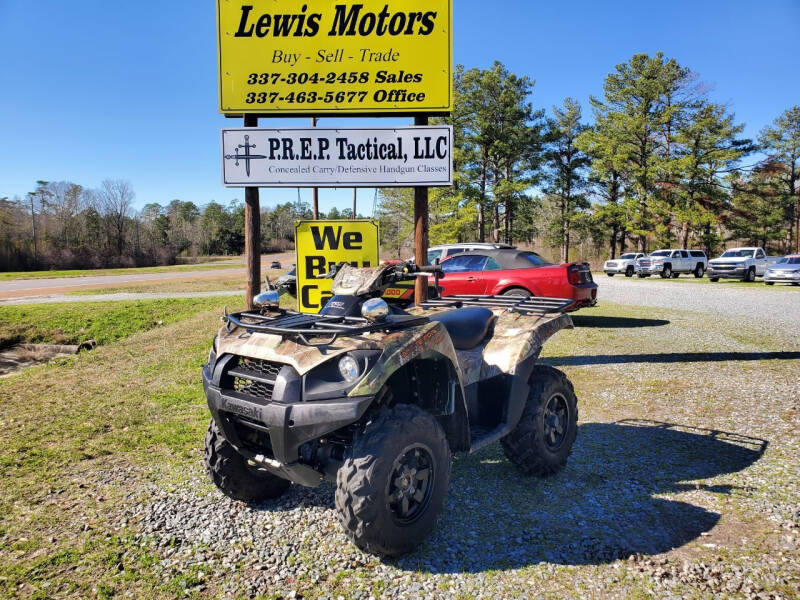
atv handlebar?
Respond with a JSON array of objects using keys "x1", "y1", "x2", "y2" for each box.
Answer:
[{"x1": 416, "y1": 264, "x2": 443, "y2": 274}]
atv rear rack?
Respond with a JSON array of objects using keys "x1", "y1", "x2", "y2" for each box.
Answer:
[
  {"x1": 223, "y1": 310, "x2": 428, "y2": 346},
  {"x1": 419, "y1": 295, "x2": 573, "y2": 315}
]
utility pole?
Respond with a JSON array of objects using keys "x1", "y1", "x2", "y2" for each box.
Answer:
[
  {"x1": 244, "y1": 113, "x2": 260, "y2": 309},
  {"x1": 413, "y1": 115, "x2": 429, "y2": 305},
  {"x1": 312, "y1": 117, "x2": 319, "y2": 219}
]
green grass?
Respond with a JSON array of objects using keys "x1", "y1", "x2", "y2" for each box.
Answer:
[
  {"x1": 0, "y1": 296, "x2": 242, "y2": 348},
  {"x1": 0, "y1": 263, "x2": 241, "y2": 281}
]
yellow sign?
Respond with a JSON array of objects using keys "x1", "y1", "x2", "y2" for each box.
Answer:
[
  {"x1": 216, "y1": 0, "x2": 452, "y2": 114},
  {"x1": 295, "y1": 220, "x2": 380, "y2": 313}
]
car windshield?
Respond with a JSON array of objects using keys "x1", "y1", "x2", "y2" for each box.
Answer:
[
  {"x1": 520, "y1": 252, "x2": 551, "y2": 266},
  {"x1": 721, "y1": 249, "x2": 753, "y2": 257},
  {"x1": 650, "y1": 251, "x2": 670, "y2": 257},
  {"x1": 619, "y1": 253, "x2": 637, "y2": 259},
  {"x1": 776, "y1": 256, "x2": 800, "y2": 265},
  {"x1": 427, "y1": 249, "x2": 442, "y2": 263}
]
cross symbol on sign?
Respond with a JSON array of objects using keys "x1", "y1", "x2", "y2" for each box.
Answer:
[{"x1": 224, "y1": 134, "x2": 267, "y2": 177}]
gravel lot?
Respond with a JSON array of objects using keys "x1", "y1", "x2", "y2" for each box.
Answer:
[
  {"x1": 597, "y1": 275, "x2": 800, "y2": 341},
  {"x1": 112, "y1": 278, "x2": 800, "y2": 599}
]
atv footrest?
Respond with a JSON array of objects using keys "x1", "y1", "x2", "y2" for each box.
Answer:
[{"x1": 468, "y1": 424, "x2": 507, "y2": 452}]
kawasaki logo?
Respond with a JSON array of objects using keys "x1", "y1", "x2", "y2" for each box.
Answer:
[{"x1": 222, "y1": 399, "x2": 261, "y2": 421}]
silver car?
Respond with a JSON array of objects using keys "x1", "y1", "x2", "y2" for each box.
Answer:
[{"x1": 763, "y1": 255, "x2": 800, "y2": 285}]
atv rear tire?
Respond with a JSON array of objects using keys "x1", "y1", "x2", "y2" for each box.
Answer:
[
  {"x1": 335, "y1": 404, "x2": 451, "y2": 557},
  {"x1": 501, "y1": 366, "x2": 578, "y2": 477},
  {"x1": 204, "y1": 419, "x2": 290, "y2": 502}
]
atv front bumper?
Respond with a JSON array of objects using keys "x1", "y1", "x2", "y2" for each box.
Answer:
[{"x1": 202, "y1": 363, "x2": 373, "y2": 487}]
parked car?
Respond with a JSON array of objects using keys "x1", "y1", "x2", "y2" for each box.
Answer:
[
  {"x1": 707, "y1": 247, "x2": 780, "y2": 282},
  {"x1": 603, "y1": 253, "x2": 645, "y2": 277},
  {"x1": 635, "y1": 249, "x2": 707, "y2": 278},
  {"x1": 763, "y1": 255, "x2": 800, "y2": 285},
  {"x1": 435, "y1": 249, "x2": 597, "y2": 311},
  {"x1": 274, "y1": 265, "x2": 296, "y2": 295},
  {"x1": 269, "y1": 260, "x2": 282, "y2": 269},
  {"x1": 426, "y1": 242, "x2": 514, "y2": 265}
]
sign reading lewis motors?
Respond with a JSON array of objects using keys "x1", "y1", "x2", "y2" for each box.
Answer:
[
  {"x1": 222, "y1": 127, "x2": 452, "y2": 187},
  {"x1": 216, "y1": 0, "x2": 451, "y2": 114},
  {"x1": 295, "y1": 220, "x2": 380, "y2": 313}
]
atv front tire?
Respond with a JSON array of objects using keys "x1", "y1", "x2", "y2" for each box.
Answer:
[
  {"x1": 335, "y1": 404, "x2": 451, "y2": 556},
  {"x1": 501, "y1": 366, "x2": 578, "y2": 476},
  {"x1": 204, "y1": 419, "x2": 290, "y2": 502}
]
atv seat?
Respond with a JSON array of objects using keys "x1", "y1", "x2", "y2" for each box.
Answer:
[{"x1": 429, "y1": 307, "x2": 496, "y2": 350}]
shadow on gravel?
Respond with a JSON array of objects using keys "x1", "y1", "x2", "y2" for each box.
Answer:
[
  {"x1": 543, "y1": 350, "x2": 800, "y2": 367},
  {"x1": 571, "y1": 315, "x2": 670, "y2": 328},
  {"x1": 398, "y1": 419, "x2": 767, "y2": 573}
]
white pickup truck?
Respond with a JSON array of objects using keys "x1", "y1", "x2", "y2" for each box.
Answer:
[
  {"x1": 634, "y1": 249, "x2": 708, "y2": 278},
  {"x1": 603, "y1": 252, "x2": 645, "y2": 277},
  {"x1": 707, "y1": 247, "x2": 780, "y2": 282}
]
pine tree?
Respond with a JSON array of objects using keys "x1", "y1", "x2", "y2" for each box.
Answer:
[
  {"x1": 544, "y1": 98, "x2": 590, "y2": 261},
  {"x1": 759, "y1": 106, "x2": 800, "y2": 252}
]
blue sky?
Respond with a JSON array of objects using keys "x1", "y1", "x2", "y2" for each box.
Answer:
[{"x1": 1, "y1": 0, "x2": 798, "y2": 214}]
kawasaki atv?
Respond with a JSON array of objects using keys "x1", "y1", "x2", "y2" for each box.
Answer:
[{"x1": 202, "y1": 262, "x2": 578, "y2": 556}]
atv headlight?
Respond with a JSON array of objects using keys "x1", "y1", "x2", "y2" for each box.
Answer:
[
  {"x1": 338, "y1": 354, "x2": 361, "y2": 382},
  {"x1": 303, "y1": 350, "x2": 382, "y2": 401}
]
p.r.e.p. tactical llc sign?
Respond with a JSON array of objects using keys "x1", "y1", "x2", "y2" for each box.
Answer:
[{"x1": 221, "y1": 127, "x2": 452, "y2": 187}]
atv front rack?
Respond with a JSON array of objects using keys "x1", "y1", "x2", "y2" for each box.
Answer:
[
  {"x1": 419, "y1": 295, "x2": 573, "y2": 315},
  {"x1": 223, "y1": 310, "x2": 429, "y2": 346}
]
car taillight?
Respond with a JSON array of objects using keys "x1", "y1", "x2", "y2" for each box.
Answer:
[{"x1": 567, "y1": 264, "x2": 583, "y2": 285}]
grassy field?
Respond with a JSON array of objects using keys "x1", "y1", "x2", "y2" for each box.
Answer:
[
  {"x1": 0, "y1": 297, "x2": 243, "y2": 349},
  {"x1": 0, "y1": 298, "x2": 797, "y2": 598},
  {"x1": 64, "y1": 275, "x2": 248, "y2": 296},
  {"x1": 0, "y1": 263, "x2": 249, "y2": 281}
]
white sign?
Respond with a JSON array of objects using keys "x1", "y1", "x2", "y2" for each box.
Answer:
[{"x1": 221, "y1": 126, "x2": 452, "y2": 187}]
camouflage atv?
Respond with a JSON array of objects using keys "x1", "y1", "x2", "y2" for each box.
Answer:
[{"x1": 202, "y1": 262, "x2": 578, "y2": 556}]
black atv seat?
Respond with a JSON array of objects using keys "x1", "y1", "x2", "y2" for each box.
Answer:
[{"x1": 429, "y1": 307, "x2": 496, "y2": 350}]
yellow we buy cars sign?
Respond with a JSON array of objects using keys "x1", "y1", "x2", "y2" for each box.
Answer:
[
  {"x1": 216, "y1": 0, "x2": 452, "y2": 114},
  {"x1": 295, "y1": 220, "x2": 380, "y2": 312}
]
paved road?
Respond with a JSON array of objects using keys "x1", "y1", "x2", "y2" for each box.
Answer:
[{"x1": 0, "y1": 253, "x2": 294, "y2": 298}]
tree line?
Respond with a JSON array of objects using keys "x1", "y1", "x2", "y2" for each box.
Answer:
[
  {"x1": 378, "y1": 53, "x2": 800, "y2": 261},
  {"x1": 0, "y1": 181, "x2": 335, "y2": 271}
]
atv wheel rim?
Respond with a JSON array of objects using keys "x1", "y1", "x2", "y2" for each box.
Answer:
[
  {"x1": 387, "y1": 444, "x2": 435, "y2": 525},
  {"x1": 543, "y1": 393, "x2": 570, "y2": 451}
]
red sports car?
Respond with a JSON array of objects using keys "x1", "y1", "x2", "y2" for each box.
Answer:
[{"x1": 435, "y1": 249, "x2": 597, "y2": 311}]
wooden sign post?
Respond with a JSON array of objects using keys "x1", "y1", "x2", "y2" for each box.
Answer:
[
  {"x1": 413, "y1": 115, "x2": 429, "y2": 305},
  {"x1": 243, "y1": 113, "x2": 260, "y2": 309}
]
